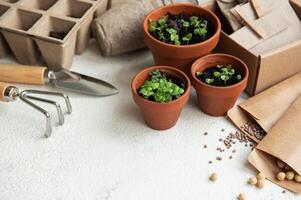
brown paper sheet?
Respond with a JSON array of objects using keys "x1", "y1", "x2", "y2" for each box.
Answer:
[
  {"x1": 228, "y1": 73, "x2": 301, "y2": 143},
  {"x1": 249, "y1": 96, "x2": 301, "y2": 193}
]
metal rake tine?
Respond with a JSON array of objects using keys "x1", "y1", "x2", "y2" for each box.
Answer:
[
  {"x1": 19, "y1": 94, "x2": 52, "y2": 138},
  {"x1": 21, "y1": 90, "x2": 72, "y2": 114},
  {"x1": 23, "y1": 94, "x2": 65, "y2": 126}
]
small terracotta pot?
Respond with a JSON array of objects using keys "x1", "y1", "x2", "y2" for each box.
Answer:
[
  {"x1": 191, "y1": 54, "x2": 249, "y2": 116},
  {"x1": 131, "y1": 66, "x2": 191, "y2": 130},
  {"x1": 143, "y1": 3, "x2": 221, "y2": 75}
]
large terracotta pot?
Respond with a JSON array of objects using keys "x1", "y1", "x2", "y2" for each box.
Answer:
[
  {"x1": 143, "y1": 3, "x2": 221, "y2": 75},
  {"x1": 191, "y1": 54, "x2": 249, "y2": 116},
  {"x1": 131, "y1": 66, "x2": 191, "y2": 130}
]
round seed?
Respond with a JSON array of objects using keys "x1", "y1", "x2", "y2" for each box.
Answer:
[
  {"x1": 276, "y1": 172, "x2": 286, "y2": 181},
  {"x1": 209, "y1": 173, "x2": 218, "y2": 182},
  {"x1": 256, "y1": 173, "x2": 266, "y2": 180},
  {"x1": 294, "y1": 175, "x2": 301, "y2": 183},
  {"x1": 248, "y1": 177, "x2": 257, "y2": 185},
  {"x1": 238, "y1": 193, "x2": 246, "y2": 200},
  {"x1": 286, "y1": 171, "x2": 295, "y2": 181},
  {"x1": 256, "y1": 180, "x2": 265, "y2": 189}
]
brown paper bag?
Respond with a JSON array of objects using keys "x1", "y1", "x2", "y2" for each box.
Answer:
[
  {"x1": 248, "y1": 96, "x2": 301, "y2": 193},
  {"x1": 230, "y1": 7, "x2": 289, "y2": 49},
  {"x1": 216, "y1": 0, "x2": 246, "y2": 31},
  {"x1": 228, "y1": 73, "x2": 301, "y2": 143},
  {"x1": 230, "y1": 0, "x2": 301, "y2": 55}
]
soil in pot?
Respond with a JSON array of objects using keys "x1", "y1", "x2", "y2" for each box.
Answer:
[
  {"x1": 132, "y1": 66, "x2": 191, "y2": 130},
  {"x1": 196, "y1": 64, "x2": 243, "y2": 87},
  {"x1": 149, "y1": 12, "x2": 215, "y2": 45},
  {"x1": 143, "y1": 3, "x2": 221, "y2": 75},
  {"x1": 191, "y1": 54, "x2": 248, "y2": 117}
]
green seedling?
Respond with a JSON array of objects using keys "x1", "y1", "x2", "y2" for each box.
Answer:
[
  {"x1": 139, "y1": 70, "x2": 185, "y2": 103},
  {"x1": 148, "y1": 13, "x2": 210, "y2": 45},
  {"x1": 196, "y1": 64, "x2": 243, "y2": 86}
]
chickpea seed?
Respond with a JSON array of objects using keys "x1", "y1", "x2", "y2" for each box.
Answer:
[
  {"x1": 256, "y1": 179, "x2": 265, "y2": 189},
  {"x1": 286, "y1": 171, "x2": 295, "y2": 181},
  {"x1": 238, "y1": 193, "x2": 246, "y2": 200},
  {"x1": 256, "y1": 173, "x2": 266, "y2": 181},
  {"x1": 248, "y1": 177, "x2": 257, "y2": 185},
  {"x1": 276, "y1": 172, "x2": 286, "y2": 181},
  {"x1": 295, "y1": 175, "x2": 301, "y2": 183},
  {"x1": 210, "y1": 173, "x2": 218, "y2": 182}
]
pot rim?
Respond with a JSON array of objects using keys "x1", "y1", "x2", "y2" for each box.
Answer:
[
  {"x1": 143, "y1": 3, "x2": 221, "y2": 49},
  {"x1": 131, "y1": 65, "x2": 191, "y2": 106},
  {"x1": 191, "y1": 53, "x2": 249, "y2": 90}
]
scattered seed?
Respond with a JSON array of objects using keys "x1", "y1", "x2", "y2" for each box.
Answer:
[
  {"x1": 232, "y1": 150, "x2": 236, "y2": 153},
  {"x1": 216, "y1": 157, "x2": 222, "y2": 161},
  {"x1": 276, "y1": 172, "x2": 286, "y2": 181},
  {"x1": 209, "y1": 173, "x2": 218, "y2": 182},
  {"x1": 238, "y1": 193, "x2": 246, "y2": 200},
  {"x1": 229, "y1": 156, "x2": 233, "y2": 159},
  {"x1": 282, "y1": 190, "x2": 286, "y2": 194},
  {"x1": 256, "y1": 173, "x2": 266, "y2": 181},
  {"x1": 221, "y1": 129, "x2": 225, "y2": 132},
  {"x1": 248, "y1": 177, "x2": 257, "y2": 185},
  {"x1": 256, "y1": 179, "x2": 265, "y2": 189},
  {"x1": 204, "y1": 132, "x2": 208, "y2": 136},
  {"x1": 219, "y1": 138, "x2": 223, "y2": 142},
  {"x1": 286, "y1": 171, "x2": 295, "y2": 181},
  {"x1": 241, "y1": 121, "x2": 266, "y2": 141},
  {"x1": 204, "y1": 145, "x2": 207, "y2": 149},
  {"x1": 208, "y1": 161, "x2": 213, "y2": 164}
]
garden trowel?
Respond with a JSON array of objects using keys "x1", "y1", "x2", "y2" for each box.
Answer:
[{"x1": 0, "y1": 64, "x2": 118, "y2": 96}]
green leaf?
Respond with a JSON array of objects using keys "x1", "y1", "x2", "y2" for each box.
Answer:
[
  {"x1": 182, "y1": 20, "x2": 190, "y2": 28},
  {"x1": 196, "y1": 71, "x2": 202, "y2": 77},
  {"x1": 158, "y1": 16, "x2": 167, "y2": 26},
  {"x1": 213, "y1": 71, "x2": 220, "y2": 77},
  {"x1": 139, "y1": 70, "x2": 185, "y2": 103},
  {"x1": 205, "y1": 78, "x2": 214, "y2": 85},
  {"x1": 182, "y1": 33, "x2": 192, "y2": 42}
]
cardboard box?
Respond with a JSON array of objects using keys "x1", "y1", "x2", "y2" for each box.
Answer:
[
  {"x1": 0, "y1": 0, "x2": 108, "y2": 70},
  {"x1": 203, "y1": 0, "x2": 301, "y2": 96}
]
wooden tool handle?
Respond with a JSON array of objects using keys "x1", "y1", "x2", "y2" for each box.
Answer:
[
  {"x1": 0, "y1": 82, "x2": 10, "y2": 101},
  {"x1": 0, "y1": 64, "x2": 47, "y2": 85}
]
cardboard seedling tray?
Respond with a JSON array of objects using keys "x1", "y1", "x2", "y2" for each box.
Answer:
[{"x1": 0, "y1": 0, "x2": 108, "y2": 70}]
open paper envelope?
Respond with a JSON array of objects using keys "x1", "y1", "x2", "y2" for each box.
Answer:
[
  {"x1": 249, "y1": 96, "x2": 301, "y2": 193},
  {"x1": 228, "y1": 73, "x2": 301, "y2": 143}
]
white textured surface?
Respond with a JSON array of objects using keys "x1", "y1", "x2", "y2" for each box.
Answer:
[{"x1": 0, "y1": 41, "x2": 299, "y2": 200}]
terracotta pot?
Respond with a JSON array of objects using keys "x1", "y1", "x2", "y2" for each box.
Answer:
[
  {"x1": 191, "y1": 54, "x2": 249, "y2": 116},
  {"x1": 131, "y1": 66, "x2": 191, "y2": 130},
  {"x1": 143, "y1": 3, "x2": 221, "y2": 75}
]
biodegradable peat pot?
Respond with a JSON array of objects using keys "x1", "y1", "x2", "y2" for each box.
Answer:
[
  {"x1": 131, "y1": 66, "x2": 191, "y2": 130},
  {"x1": 191, "y1": 54, "x2": 249, "y2": 116},
  {"x1": 143, "y1": 3, "x2": 221, "y2": 75}
]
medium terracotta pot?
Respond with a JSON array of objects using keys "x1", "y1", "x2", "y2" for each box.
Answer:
[
  {"x1": 191, "y1": 54, "x2": 249, "y2": 116},
  {"x1": 143, "y1": 3, "x2": 221, "y2": 75},
  {"x1": 131, "y1": 66, "x2": 191, "y2": 130}
]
